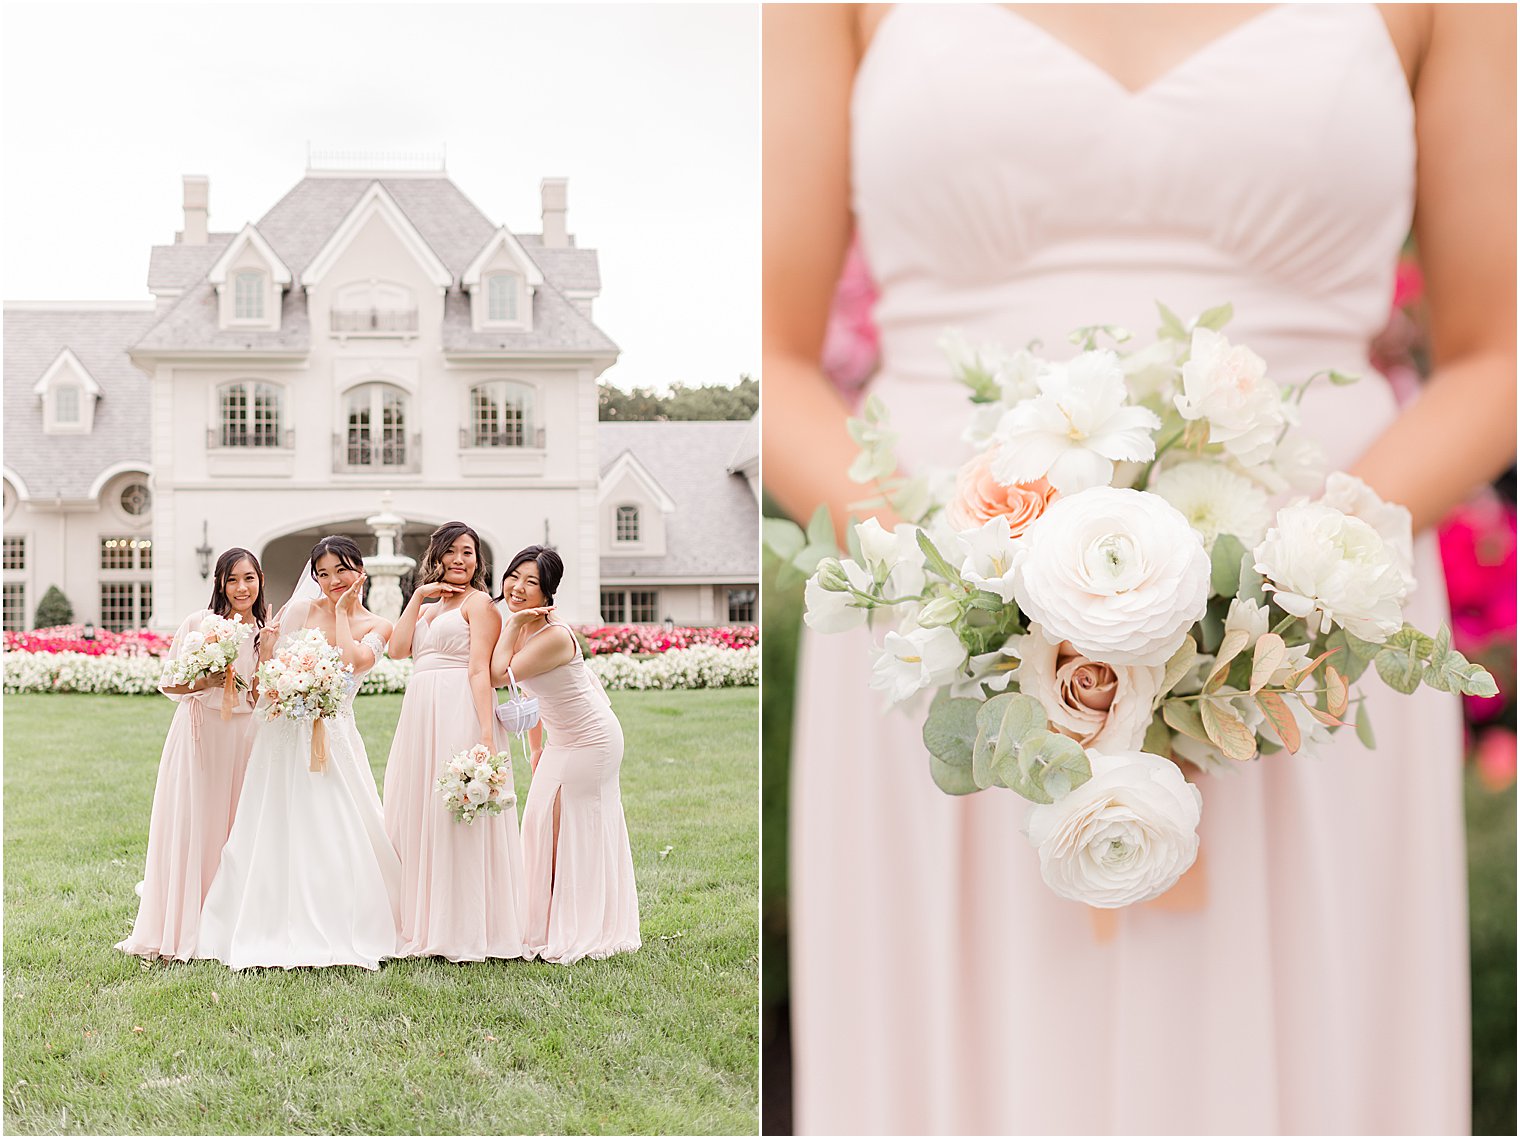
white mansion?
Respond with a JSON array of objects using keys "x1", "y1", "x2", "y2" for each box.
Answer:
[{"x1": 2, "y1": 165, "x2": 757, "y2": 632}]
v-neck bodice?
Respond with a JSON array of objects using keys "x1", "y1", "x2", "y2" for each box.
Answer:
[{"x1": 851, "y1": 3, "x2": 1414, "y2": 473}]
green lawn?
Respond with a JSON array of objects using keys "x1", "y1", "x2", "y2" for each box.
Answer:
[
  {"x1": 761, "y1": 543, "x2": 1516, "y2": 1136},
  {"x1": 4, "y1": 689, "x2": 759, "y2": 1135}
]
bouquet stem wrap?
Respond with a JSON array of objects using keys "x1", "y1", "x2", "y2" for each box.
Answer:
[
  {"x1": 221, "y1": 666, "x2": 237, "y2": 721},
  {"x1": 309, "y1": 718, "x2": 328, "y2": 773}
]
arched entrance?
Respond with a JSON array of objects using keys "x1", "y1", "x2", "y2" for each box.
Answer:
[{"x1": 260, "y1": 521, "x2": 496, "y2": 613}]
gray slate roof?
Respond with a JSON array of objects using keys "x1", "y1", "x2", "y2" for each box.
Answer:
[
  {"x1": 146, "y1": 233, "x2": 233, "y2": 292},
  {"x1": 598, "y1": 421, "x2": 758, "y2": 581},
  {"x1": 3, "y1": 307, "x2": 157, "y2": 500},
  {"x1": 135, "y1": 176, "x2": 614, "y2": 355}
]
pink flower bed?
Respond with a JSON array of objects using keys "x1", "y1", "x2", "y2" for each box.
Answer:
[
  {"x1": 575, "y1": 624, "x2": 758, "y2": 656},
  {"x1": 4, "y1": 624, "x2": 171, "y2": 657}
]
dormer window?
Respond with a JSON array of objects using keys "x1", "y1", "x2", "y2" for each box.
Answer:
[
  {"x1": 33, "y1": 347, "x2": 100, "y2": 435},
  {"x1": 487, "y1": 274, "x2": 519, "y2": 322},
  {"x1": 233, "y1": 270, "x2": 265, "y2": 319},
  {"x1": 54, "y1": 385, "x2": 80, "y2": 424},
  {"x1": 467, "y1": 381, "x2": 541, "y2": 449},
  {"x1": 615, "y1": 505, "x2": 640, "y2": 543}
]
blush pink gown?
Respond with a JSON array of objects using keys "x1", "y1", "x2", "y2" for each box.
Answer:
[
  {"x1": 116, "y1": 609, "x2": 258, "y2": 961},
  {"x1": 514, "y1": 620, "x2": 640, "y2": 964},
  {"x1": 383, "y1": 601, "x2": 526, "y2": 961},
  {"x1": 790, "y1": 5, "x2": 1468, "y2": 1134}
]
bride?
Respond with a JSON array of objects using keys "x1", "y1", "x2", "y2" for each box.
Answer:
[{"x1": 197, "y1": 535, "x2": 402, "y2": 971}]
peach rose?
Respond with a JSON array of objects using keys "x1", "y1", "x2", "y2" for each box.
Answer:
[{"x1": 945, "y1": 448, "x2": 1058, "y2": 535}]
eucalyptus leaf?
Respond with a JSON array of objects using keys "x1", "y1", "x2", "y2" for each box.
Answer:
[
  {"x1": 971, "y1": 691, "x2": 1045, "y2": 789},
  {"x1": 1374, "y1": 647, "x2": 1423, "y2": 695},
  {"x1": 929, "y1": 753, "x2": 981, "y2": 796},
  {"x1": 923, "y1": 691, "x2": 982, "y2": 770},
  {"x1": 1209, "y1": 534, "x2": 1246, "y2": 598},
  {"x1": 1199, "y1": 697, "x2": 1257, "y2": 760},
  {"x1": 1324, "y1": 629, "x2": 1371, "y2": 682},
  {"x1": 1198, "y1": 607, "x2": 1225, "y2": 655},
  {"x1": 1003, "y1": 730, "x2": 1091, "y2": 805},
  {"x1": 1385, "y1": 625, "x2": 1435, "y2": 660}
]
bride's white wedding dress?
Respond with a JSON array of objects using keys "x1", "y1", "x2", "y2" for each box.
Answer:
[
  {"x1": 790, "y1": 5, "x2": 1467, "y2": 1134},
  {"x1": 197, "y1": 599, "x2": 402, "y2": 970}
]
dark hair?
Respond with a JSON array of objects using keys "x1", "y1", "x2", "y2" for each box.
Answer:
[
  {"x1": 497, "y1": 545, "x2": 563, "y2": 605},
  {"x1": 417, "y1": 521, "x2": 490, "y2": 595},
  {"x1": 308, "y1": 534, "x2": 366, "y2": 579},
  {"x1": 208, "y1": 547, "x2": 269, "y2": 627}
]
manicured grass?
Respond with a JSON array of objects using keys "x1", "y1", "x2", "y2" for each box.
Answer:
[
  {"x1": 4, "y1": 689, "x2": 759, "y2": 1135},
  {"x1": 761, "y1": 554, "x2": 1516, "y2": 1135}
]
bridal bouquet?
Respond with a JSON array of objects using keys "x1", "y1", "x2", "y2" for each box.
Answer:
[
  {"x1": 437, "y1": 743, "x2": 515, "y2": 824},
  {"x1": 792, "y1": 304, "x2": 1497, "y2": 908},
  {"x1": 256, "y1": 628, "x2": 355, "y2": 772},
  {"x1": 160, "y1": 613, "x2": 251, "y2": 718}
]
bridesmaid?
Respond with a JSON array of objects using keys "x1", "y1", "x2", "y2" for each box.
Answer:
[
  {"x1": 383, "y1": 521, "x2": 524, "y2": 961},
  {"x1": 116, "y1": 547, "x2": 265, "y2": 961},
  {"x1": 491, "y1": 546, "x2": 640, "y2": 964}
]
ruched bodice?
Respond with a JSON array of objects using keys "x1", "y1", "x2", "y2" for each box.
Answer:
[
  {"x1": 413, "y1": 604, "x2": 472, "y2": 675},
  {"x1": 854, "y1": 3, "x2": 1413, "y2": 469}
]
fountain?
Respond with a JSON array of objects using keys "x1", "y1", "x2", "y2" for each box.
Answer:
[{"x1": 364, "y1": 492, "x2": 415, "y2": 621}]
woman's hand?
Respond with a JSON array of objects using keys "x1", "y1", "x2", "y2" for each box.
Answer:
[
  {"x1": 194, "y1": 669, "x2": 228, "y2": 693},
  {"x1": 411, "y1": 582, "x2": 464, "y2": 605},
  {"x1": 530, "y1": 747, "x2": 542, "y2": 774},
  {"x1": 507, "y1": 604, "x2": 554, "y2": 626},
  {"x1": 337, "y1": 573, "x2": 367, "y2": 616}
]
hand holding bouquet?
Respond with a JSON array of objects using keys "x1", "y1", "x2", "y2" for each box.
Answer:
[
  {"x1": 787, "y1": 304, "x2": 1496, "y2": 909},
  {"x1": 255, "y1": 628, "x2": 355, "y2": 772},
  {"x1": 437, "y1": 743, "x2": 515, "y2": 824},
  {"x1": 160, "y1": 613, "x2": 253, "y2": 720}
]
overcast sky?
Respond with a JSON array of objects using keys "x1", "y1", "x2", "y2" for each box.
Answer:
[{"x1": 1, "y1": 2, "x2": 759, "y2": 393}]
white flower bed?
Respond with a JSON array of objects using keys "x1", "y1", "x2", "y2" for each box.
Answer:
[{"x1": 4, "y1": 646, "x2": 759, "y2": 696}]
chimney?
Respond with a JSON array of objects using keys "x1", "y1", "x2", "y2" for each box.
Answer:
[
  {"x1": 541, "y1": 177, "x2": 568, "y2": 248},
  {"x1": 179, "y1": 175, "x2": 209, "y2": 245}
]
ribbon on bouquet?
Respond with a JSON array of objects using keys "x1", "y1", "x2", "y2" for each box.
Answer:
[
  {"x1": 1089, "y1": 847, "x2": 1209, "y2": 942},
  {"x1": 309, "y1": 718, "x2": 329, "y2": 773},
  {"x1": 220, "y1": 666, "x2": 237, "y2": 721}
]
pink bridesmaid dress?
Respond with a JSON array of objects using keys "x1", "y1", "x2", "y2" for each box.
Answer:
[
  {"x1": 384, "y1": 601, "x2": 526, "y2": 960},
  {"x1": 791, "y1": 5, "x2": 1468, "y2": 1134},
  {"x1": 514, "y1": 619, "x2": 639, "y2": 964},
  {"x1": 116, "y1": 609, "x2": 258, "y2": 961}
]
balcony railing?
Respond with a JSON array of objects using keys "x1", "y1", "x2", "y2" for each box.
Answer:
[
  {"x1": 457, "y1": 426, "x2": 547, "y2": 450},
  {"x1": 330, "y1": 308, "x2": 419, "y2": 335},
  {"x1": 207, "y1": 427, "x2": 294, "y2": 449},
  {"x1": 333, "y1": 432, "x2": 422, "y2": 474}
]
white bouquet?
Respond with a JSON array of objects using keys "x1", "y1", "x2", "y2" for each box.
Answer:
[
  {"x1": 437, "y1": 743, "x2": 515, "y2": 824},
  {"x1": 255, "y1": 628, "x2": 355, "y2": 772},
  {"x1": 781, "y1": 304, "x2": 1496, "y2": 909},
  {"x1": 160, "y1": 613, "x2": 252, "y2": 718}
]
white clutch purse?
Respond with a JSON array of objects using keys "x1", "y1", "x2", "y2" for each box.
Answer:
[{"x1": 494, "y1": 668, "x2": 540, "y2": 733}]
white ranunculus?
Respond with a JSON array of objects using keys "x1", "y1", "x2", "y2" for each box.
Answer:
[
  {"x1": 1024, "y1": 749, "x2": 1202, "y2": 908},
  {"x1": 1243, "y1": 429, "x2": 1327, "y2": 496},
  {"x1": 1253, "y1": 501, "x2": 1408, "y2": 642},
  {"x1": 990, "y1": 350, "x2": 1161, "y2": 494},
  {"x1": 1318, "y1": 473, "x2": 1415, "y2": 591},
  {"x1": 1174, "y1": 327, "x2": 1285, "y2": 466},
  {"x1": 1147, "y1": 460, "x2": 1271, "y2": 552},
  {"x1": 803, "y1": 559, "x2": 875, "y2": 635},
  {"x1": 869, "y1": 624, "x2": 965, "y2": 704},
  {"x1": 1011, "y1": 624, "x2": 1163, "y2": 751},
  {"x1": 958, "y1": 516, "x2": 1019, "y2": 603},
  {"x1": 465, "y1": 780, "x2": 491, "y2": 806},
  {"x1": 1012, "y1": 487, "x2": 1211, "y2": 666},
  {"x1": 182, "y1": 631, "x2": 206, "y2": 653}
]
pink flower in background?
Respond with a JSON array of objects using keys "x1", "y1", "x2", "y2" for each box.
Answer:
[
  {"x1": 3, "y1": 624, "x2": 171, "y2": 657},
  {"x1": 1391, "y1": 257, "x2": 1424, "y2": 309},
  {"x1": 820, "y1": 238, "x2": 881, "y2": 406},
  {"x1": 1438, "y1": 492, "x2": 1517, "y2": 728},
  {"x1": 575, "y1": 624, "x2": 758, "y2": 656},
  {"x1": 1476, "y1": 727, "x2": 1517, "y2": 793}
]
